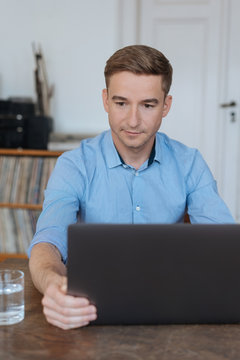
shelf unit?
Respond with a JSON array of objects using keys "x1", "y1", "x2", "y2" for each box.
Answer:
[{"x1": 0, "y1": 148, "x2": 63, "y2": 255}]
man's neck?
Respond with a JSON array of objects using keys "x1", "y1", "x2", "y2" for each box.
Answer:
[
  {"x1": 114, "y1": 139, "x2": 156, "y2": 170},
  {"x1": 120, "y1": 152, "x2": 149, "y2": 170}
]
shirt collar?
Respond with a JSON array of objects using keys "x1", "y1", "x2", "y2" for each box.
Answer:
[
  {"x1": 103, "y1": 131, "x2": 123, "y2": 168},
  {"x1": 148, "y1": 140, "x2": 156, "y2": 166},
  {"x1": 103, "y1": 130, "x2": 163, "y2": 168},
  {"x1": 154, "y1": 132, "x2": 162, "y2": 164}
]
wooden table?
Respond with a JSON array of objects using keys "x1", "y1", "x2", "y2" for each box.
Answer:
[{"x1": 1, "y1": 259, "x2": 240, "y2": 360}]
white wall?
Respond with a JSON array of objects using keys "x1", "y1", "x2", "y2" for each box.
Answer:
[{"x1": 0, "y1": 0, "x2": 120, "y2": 134}]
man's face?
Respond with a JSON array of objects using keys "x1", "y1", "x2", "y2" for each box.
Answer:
[{"x1": 102, "y1": 71, "x2": 172, "y2": 155}]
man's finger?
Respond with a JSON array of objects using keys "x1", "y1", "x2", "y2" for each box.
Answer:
[{"x1": 44, "y1": 284, "x2": 90, "y2": 308}]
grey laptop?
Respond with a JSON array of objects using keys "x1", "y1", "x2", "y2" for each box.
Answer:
[{"x1": 67, "y1": 223, "x2": 240, "y2": 325}]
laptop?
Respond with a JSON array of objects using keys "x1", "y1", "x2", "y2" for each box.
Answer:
[{"x1": 67, "y1": 223, "x2": 240, "y2": 325}]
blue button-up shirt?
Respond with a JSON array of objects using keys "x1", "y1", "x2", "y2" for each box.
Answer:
[{"x1": 28, "y1": 130, "x2": 234, "y2": 261}]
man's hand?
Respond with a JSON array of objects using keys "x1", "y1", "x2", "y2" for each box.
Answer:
[
  {"x1": 29, "y1": 243, "x2": 97, "y2": 330},
  {"x1": 42, "y1": 276, "x2": 97, "y2": 330}
]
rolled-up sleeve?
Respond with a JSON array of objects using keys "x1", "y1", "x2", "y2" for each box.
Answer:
[{"x1": 27, "y1": 151, "x2": 85, "y2": 262}]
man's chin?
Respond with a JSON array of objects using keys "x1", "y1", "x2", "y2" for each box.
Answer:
[
  {"x1": 119, "y1": 136, "x2": 146, "y2": 150},
  {"x1": 112, "y1": 130, "x2": 150, "y2": 150}
]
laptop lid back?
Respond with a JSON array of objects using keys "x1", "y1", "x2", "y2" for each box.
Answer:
[{"x1": 67, "y1": 224, "x2": 240, "y2": 325}]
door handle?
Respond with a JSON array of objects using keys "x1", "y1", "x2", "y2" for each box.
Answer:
[
  {"x1": 220, "y1": 101, "x2": 237, "y2": 108},
  {"x1": 220, "y1": 101, "x2": 237, "y2": 122}
]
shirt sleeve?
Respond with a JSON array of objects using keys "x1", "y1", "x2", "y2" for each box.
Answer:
[
  {"x1": 186, "y1": 150, "x2": 235, "y2": 224},
  {"x1": 27, "y1": 151, "x2": 85, "y2": 262}
]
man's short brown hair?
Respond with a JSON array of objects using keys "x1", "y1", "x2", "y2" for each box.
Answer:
[{"x1": 104, "y1": 45, "x2": 173, "y2": 95}]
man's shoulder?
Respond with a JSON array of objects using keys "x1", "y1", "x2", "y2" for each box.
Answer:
[
  {"x1": 157, "y1": 132, "x2": 211, "y2": 180},
  {"x1": 157, "y1": 132, "x2": 199, "y2": 159},
  {"x1": 81, "y1": 130, "x2": 109, "y2": 147},
  {"x1": 60, "y1": 131, "x2": 109, "y2": 160}
]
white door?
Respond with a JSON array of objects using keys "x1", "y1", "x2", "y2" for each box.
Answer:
[
  {"x1": 217, "y1": 0, "x2": 240, "y2": 221},
  {"x1": 135, "y1": 0, "x2": 240, "y2": 221}
]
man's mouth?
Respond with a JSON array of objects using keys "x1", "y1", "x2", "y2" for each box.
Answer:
[{"x1": 124, "y1": 130, "x2": 142, "y2": 136}]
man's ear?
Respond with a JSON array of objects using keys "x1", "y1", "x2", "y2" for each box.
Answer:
[
  {"x1": 102, "y1": 89, "x2": 109, "y2": 113},
  {"x1": 162, "y1": 95, "x2": 172, "y2": 118}
]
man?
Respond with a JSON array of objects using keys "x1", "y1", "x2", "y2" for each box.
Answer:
[{"x1": 28, "y1": 45, "x2": 234, "y2": 330}]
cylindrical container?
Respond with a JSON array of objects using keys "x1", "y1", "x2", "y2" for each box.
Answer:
[{"x1": 0, "y1": 270, "x2": 24, "y2": 325}]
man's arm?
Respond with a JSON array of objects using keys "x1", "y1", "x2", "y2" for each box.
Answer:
[
  {"x1": 29, "y1": 243, "x2": 97, "y2": 330},
  {"x1": 186, "y1": 150, "x2": 235, "y2": 223}
]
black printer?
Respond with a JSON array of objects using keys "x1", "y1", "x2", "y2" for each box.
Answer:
[{"x1": 0, "y1": 98, "x2": 53, "y2": 149}]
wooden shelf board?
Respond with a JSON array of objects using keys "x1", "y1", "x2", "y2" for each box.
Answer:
[
  {"x1": 0, "y1": 148, "x2": 63, "y2": 157},
  {"x1": 0, "y1": 203, "x2": 42, "y2": 210},
  {"x1": 0, "y1": 253, "x2": 28, "y2": 262}
]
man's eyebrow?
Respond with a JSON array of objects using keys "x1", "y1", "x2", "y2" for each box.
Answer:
[
  {"x1": 142, "y1": 98, "x2": 159, "y2": 104},
  {"x1": 111, "y1": 96, "x2": 160, "y2": 103},
  {"x1": 112, "y1": 95, "x2": 128, "y2": 101}
]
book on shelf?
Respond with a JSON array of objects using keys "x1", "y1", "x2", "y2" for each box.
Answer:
[
  {"x1": 0, "y1": 155, "x2": 58, "y2": 204},
  {"x1": 0, "y1": 208, "x2": 41, "y2": 253},
  {"x1": 0, "y1": 152, "x2": 60, "y2": 254}
]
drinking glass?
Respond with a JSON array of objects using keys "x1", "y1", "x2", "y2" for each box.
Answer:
[{"x1": 0, "y1": 269, "x2": 24, "y2": 325}]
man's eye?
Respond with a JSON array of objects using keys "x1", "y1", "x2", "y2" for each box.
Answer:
[
  {"x1": 144, "y1": 104, "x2": 154, "y2": 109},
  {"x1": 116, "y1": 102, "x2": 126, "y2": 106}
]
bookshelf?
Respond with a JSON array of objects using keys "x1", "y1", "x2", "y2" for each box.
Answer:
[{"x1": 0, "y1": 148, "x2": 63, "y2": 255}]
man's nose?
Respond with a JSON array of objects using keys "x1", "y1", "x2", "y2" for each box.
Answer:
[{"x1": 127, "y1": 106, "x2": 140, "y2": 128}]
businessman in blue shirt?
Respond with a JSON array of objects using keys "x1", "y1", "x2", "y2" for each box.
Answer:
[{"x1": 29, "y1": 45, "x2": 234, "y2": 329}]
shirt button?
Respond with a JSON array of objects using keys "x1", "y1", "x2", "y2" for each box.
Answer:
[
  {"x1": 135, "y1": 171, "x2": 139, "y2": 176},
  {"x1": 136, "y1": 206, "x2": 141, "y2": 211},
  {"x1": 123, "y1": 164, "x2": 127, "y2": 169}
]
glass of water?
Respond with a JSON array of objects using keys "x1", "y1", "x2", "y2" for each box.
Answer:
[{"x1": 0, "y1": 270, "x2": 24, "y2": 325}]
